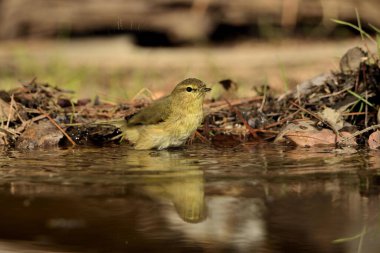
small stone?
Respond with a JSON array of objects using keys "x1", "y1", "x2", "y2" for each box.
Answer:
[
  {"x1": 16, "y1": 120, "x2": 63, "y2": 149},
  {"x1": 340, "y1": 47, "x2": 367, "y2": 74}
]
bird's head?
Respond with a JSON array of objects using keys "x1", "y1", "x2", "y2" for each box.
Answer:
[{"x1": 171, "y1": 78, "x2": 211, "y2": 104}]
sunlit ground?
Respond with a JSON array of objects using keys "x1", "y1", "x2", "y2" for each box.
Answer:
[{"x1": 0, "y1": 37, "x2": 374, "y2": 102}]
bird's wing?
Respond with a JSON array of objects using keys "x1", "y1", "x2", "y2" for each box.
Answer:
[{"x1": 126, "y1": 96, "x2": 172, "y2": 126}]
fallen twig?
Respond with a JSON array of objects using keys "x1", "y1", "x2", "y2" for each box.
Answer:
[
  {"x1": 264, "y1": 109, "x2": 301, "y2": 129},
  {"x1": 224, "y1": 98, "x2": 258, "y2": 138},
  {"x1": 317, "y1": 85, "x2": 353, "y2": 99},
  {"x1": 38, "y1": 109, "x2": 76, "y2": 147},
  {"x1": 15, "y1": 114, "x2": 47, "y2": 133},
  {"x1": 338, "y1": 124, "x2": 380, "y2": 145},
  {"x1": 341, "y1": 112, "x2": 368, "y2": 116},
  {"x1": 0, "y1": 127, "x2": 20, "y2": 136},
  {"x1": 195, "y1": 131, "x2": 210, "y2": 144},
  {"x1": 6, "y1": 95, "x2": 15, "y2": 129},
  {"x1": 22, "y1": 77, "x2": 37, "y2": 87}
]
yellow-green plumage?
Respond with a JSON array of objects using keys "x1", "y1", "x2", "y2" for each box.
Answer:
[{"x1": 124, "y1": 78, "x2": 211, "y2": 150}]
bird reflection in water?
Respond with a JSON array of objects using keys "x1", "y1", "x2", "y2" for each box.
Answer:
[{"x1": 123, "y1": 149, "x2": 207, "y2": 223}]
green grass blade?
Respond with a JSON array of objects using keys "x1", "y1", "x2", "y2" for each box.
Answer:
[
  {"x1": 358, "y1": 101, "x2": 364, "y2": 113},
  {"x1": 331, "y1": 19, "x2": 376, "y2": 43},
  {"x1": 369, "y1": 23, "x2": 380, "y2": 34},
  {"x1": 333, "y1": 233, "x2": 362, "y2": 243},
  {"x1": 355, "y1": 8, "x2": 364, "y2": 40},
  {"x1": 347, "y1": 90, "x2": 375, "y2": 108}
]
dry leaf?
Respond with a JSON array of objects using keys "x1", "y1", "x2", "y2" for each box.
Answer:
[
  {"x1": 368, "y1": 130, "x2": 380, "y2": 150},
  {"x1": 275, "y1": 119, "x2": 357, "y2": 147},
  {"x1": 274, "y1": 120, "x2": 316, "y2": 143},
  {"x1": 285, "y1": 129, "x2": 356, "y2": 147}
]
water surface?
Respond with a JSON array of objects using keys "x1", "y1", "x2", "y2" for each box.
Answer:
[{"x1": 0, "y1": 144, "x2": 379, "y2": 253}]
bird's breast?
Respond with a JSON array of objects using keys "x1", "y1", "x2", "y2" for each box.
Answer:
[{"x1": 168, "y1": 111, "x2": 203, "y2": 136}]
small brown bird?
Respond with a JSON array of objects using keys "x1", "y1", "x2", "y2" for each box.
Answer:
[{"x1": 124, "y1": 78, "x2": 211, "y2": 150}]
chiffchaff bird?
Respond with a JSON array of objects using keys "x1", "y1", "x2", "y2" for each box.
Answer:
[{"x1": 124, "y1": 78, "x2": 211, "y2": 150}]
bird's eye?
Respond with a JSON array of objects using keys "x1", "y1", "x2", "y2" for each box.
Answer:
[{"x1": 186, "y1": 87, "x2": 193, "y2": 92}]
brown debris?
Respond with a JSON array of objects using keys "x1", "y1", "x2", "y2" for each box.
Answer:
[{"x1": 0, "y1": 46, "x2": 379, "y2": 149}]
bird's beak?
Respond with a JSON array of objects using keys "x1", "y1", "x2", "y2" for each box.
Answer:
[{"x1": 201, "y1": 87, "x2": 212, "y2": 93}]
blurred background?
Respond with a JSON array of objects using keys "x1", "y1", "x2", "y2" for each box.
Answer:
[{"x1": 0, "y1": 0, "x2": 379, "y2": 101}]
